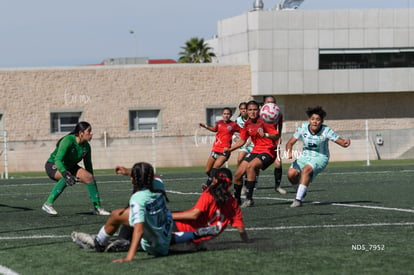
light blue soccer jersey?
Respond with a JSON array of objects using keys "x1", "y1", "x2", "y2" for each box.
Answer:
[
  {"x1": 236, "y1": 115, "x2": 254, "y2": 152},
  {"x1": 294, "y1": 122, "x2": 339, "y2": 159},
  {"x1": 236, "y1": 116, "x2": 247, "y2": 128},
  {"x1": 129, "y1": 178, "x2": 173, "y2": 256}
]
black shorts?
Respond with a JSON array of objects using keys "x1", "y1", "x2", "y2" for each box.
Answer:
[
  {"x1": 45, "y1": 161, "x2": 81, "y2": 181},
  {"x1": 243, "y1": 153, "x2": 276, "y2": 170},
  {"x1": 210, "y1": 151, "x2": 230, "y2": 161}
]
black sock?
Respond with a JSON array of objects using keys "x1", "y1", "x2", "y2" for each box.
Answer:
[
  {"x1": 245, "y1": 180, "x2": 255, "y2": 200},
  {"x1": 206, "y1": 168, "x2": 218, "y2": 187},
  {"x1": 205, "y1": 177, "x2": 213, "y2": 187},
  {"x1": 274, "y1": 167, "x2": 282, "y2": 188},
  {"x1": 234, "y1": 184, "x2": 242, "y2": 201}
]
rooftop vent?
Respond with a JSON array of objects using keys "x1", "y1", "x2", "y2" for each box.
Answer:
[{"x1": 253, "y1": 0, "x2": 264, "y2": 11}]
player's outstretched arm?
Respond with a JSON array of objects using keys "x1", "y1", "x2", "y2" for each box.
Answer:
[
  {"x1": 115, "y1": 166, "x2": 131, "y2": 176},
  {"x1": 335, "y1": 137, "x2": 351, "y2": 148},
  {"x1": 172, "y1": 208, "x2": 202, "y2": 221},
  {"x1": 199, "y1": 123, "x2": 217, "y2": 132},
  {"x1": 237, "y1": 226, "x2": 249, "y2": 242},
  {"x1": 113, "y1": 222, "x2": 143, "y2": 263},
  {"x1": 285, "y1": 136, "x2": 298, "y2": 159},
  {"x1": 226, "y1": 138, "x2": 247, "y2": 153}
]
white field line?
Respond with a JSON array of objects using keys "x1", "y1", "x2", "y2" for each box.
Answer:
[
  {"x1": 328, "y1": 202, "x2": 414, "y2": 213},
  {"x1": 0, "y1": 168, "x2": 413, "y2": 187},
  {"x1": 254, "y1": 196, "x2": 414, "y2": 213},
  {"x1": 0, "y1": 235, "x2": 68, "y2": 240},
  {"x1": 1, "y1": 222, "x2": 414, "y2": 241},
  {"x1": 0, "y1": 265, "x2": 19, "y2": 275},
  {"x1": 1, "y1": 182, "x2": 413, "y2": 214},
  {"x1": 167, "y1": 191, "x2": 414, "y2": 214},
  {"x1": 227, "y1": 222, "x2": 414, "y2": 232}
]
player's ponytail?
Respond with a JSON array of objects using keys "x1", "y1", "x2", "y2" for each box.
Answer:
[
  {"x1": 209, "y1": 168, "x2": 233, "y2": 206},
  {"x1": 56, "y1": 121, "x2": 91, "y2": 147}
]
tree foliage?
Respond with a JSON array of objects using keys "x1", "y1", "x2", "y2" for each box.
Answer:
[{"x1": 178, "y1": 37, "x2": 216, "y2": 63}]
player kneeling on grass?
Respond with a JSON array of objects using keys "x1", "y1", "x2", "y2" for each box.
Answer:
[
  {"x1": 285, "y1": 106, "x2": 351, "y2": 208},
  {"x1": 72, "y1": 162, "x2": 221, "y2": 262},
  {"x1": 72, "y1": 166, "x2": 248, "y2": 257}
]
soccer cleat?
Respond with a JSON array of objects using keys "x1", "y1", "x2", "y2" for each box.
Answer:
[
  {"x1": 275, "y1": 187, "x2": 287, "y2": 195},
  {"x1": 105, "y1": 239, "x2": 131, "y2": 252},
  {"x1": 93, "y1": 207, "x2": 110, "y2": 216},
  {"x1": 94, "y1": 237, "x2": 106, "y2": 252},
  {"x1": 194, "y1": 225, "x2": 220, "y2": 238},
  {"x1": 42, "y1": 203, "x2": 58, "y2": 215},
  {"x1": 71, "y1": 232, "x2": 95, "y2": 249},
  {"x1": 290, "y1": 199, "x2": 302, "y2": 208},
  {"x1": 241, "y1": 199, "x2": 254, "y2": 208}
]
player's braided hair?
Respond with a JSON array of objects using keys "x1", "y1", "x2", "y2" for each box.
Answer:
[
  {"x1": 208, "y1": 167, "x2": 233, "y2": 206},
  {"x1": 119, "y1": 162, "x2": 169, "y2": 216},
  {"x1": 130, "y1": 162, "x2": 169, "y2": 201}
]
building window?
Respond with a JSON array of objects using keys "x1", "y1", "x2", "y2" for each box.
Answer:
[
  {"x1": 319, "y1": 48, "x2": 414, "y2": 70},
  {"x1": 129, "y1": 109, "x2": 160, "y2": 131},
  {"x1": 50, "y1": 112, "x2": 81, "y2": 133},
  {"x1": 206, "y1": 107, "x2": 236, "y2": 126}
]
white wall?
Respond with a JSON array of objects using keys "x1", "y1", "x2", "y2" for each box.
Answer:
[{"x1": 212, "y1": 8, "x2": 414, "y2": 96}]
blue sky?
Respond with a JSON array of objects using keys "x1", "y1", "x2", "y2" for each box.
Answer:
[{"x1": 0, "y1": 0, "x2": 412, "y2": 68}]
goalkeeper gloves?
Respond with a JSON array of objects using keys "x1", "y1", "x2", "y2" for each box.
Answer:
[{"x1": 62, "y1": 171, "x2": 78, "y2": 186}]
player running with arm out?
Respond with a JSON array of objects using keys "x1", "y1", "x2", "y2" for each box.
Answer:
[
  {"x1": 199, "y1": 107, "x2": 240, "y2": 190},
  {"x1": 285, "y1": 106, "x2": 351, "y2": 208}
]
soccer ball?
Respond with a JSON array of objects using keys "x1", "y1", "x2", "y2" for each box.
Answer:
[{"x1": 260, "y1": 103, "x2": 280, "y2": 123}]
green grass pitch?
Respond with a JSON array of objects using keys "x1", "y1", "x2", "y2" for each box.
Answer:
[{"x1": 1, "y1": 160, "x2": 413, "y2": 274}]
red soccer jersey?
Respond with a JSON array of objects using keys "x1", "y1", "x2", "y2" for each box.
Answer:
[
  {"x1": 211, "y1": 120, "x2": 240, "y2": 153},
  {"x1": 174, "y1": 190, "x2": 244, "y2": 243},
  {"x1": 239, "y1": 117, "x2": 278, "y2": 158}
]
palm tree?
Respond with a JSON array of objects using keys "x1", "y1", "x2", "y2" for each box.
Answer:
[{"x1": 178, "y1": 37, "x2": 216, "y2": 63}]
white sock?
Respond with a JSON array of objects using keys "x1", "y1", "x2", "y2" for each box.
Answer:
[
  {"x1": 296, "y1": 184, "x2": 307, "y2": 201},
  {"x1": 96, "y1": 226, "x2": 111, "y2": 246}
]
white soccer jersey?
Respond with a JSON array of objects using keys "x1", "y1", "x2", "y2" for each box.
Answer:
[
  {"x1": 236, "y1": 115, "x2": 247, "y2": 128},
  {"x1": 293, "y1": 122, "x2": 339, "y2": 158}
]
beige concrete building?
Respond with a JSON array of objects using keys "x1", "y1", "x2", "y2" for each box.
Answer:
[
  {"x1": 1, "y1": 7, "x2": 413, "y2": 173},
  {"x1": 0, "y1": 64, "x2": 252, "y2": 172}
]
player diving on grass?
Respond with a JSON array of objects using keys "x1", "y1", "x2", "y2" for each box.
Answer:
[
  {"x1": 285, "y1": 106, "x2": 351, "y2": 208},
  {"x1": 71, "y1": 163, "x2": 247, "y2": 261}
]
